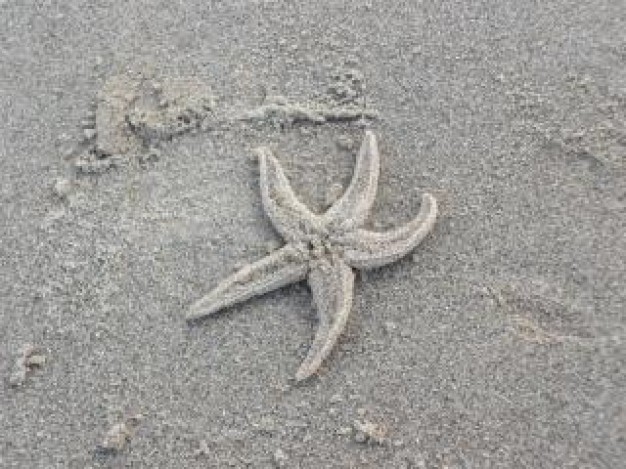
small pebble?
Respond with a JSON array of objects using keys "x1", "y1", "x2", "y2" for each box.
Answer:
[
  {"x1": 53, "y1": 178, "x2": 73, "y2": 198},
  {"x1": 97, "y1": 414, "x2": 143, "y2": 454},
  {"x1": 99, "y1": 423, "x2": 131, "y2": 453},
  {"x1": 9, "y1": 344, "x2": 45, "y2": 387},
  {"x1": 353, "y1": 419, "x2": 388, "y2": 445},
  {"x1": 26, "y1": 354, "x2": 47, "y2": 367}
]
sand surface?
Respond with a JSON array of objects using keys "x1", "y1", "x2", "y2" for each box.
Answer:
[{"x1": 1, "y1": 1, "x2": 625, "y2": 467}]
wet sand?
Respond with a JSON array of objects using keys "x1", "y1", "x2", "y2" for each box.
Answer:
[{"x1": 1, "y1": 1, "x2": 625, "y2": 467}]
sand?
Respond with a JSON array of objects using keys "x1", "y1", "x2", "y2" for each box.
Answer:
[{"x1": 1, "y1": 1, "x2": 625, "y2": 467}]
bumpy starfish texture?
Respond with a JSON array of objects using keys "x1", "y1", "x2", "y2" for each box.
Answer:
[{"x1": 188, "y1": 131, "x2": 437, "y2": 381}]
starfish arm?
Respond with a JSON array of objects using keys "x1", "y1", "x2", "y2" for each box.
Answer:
[
  {"x1": 324, "y1": 131, "x2": 380, "y2": 227},
  {"x1": 257, "y1": 147, "x2": 320, "y2": 241},
  {"x1": 295, "y1": 255, "x2": 355, "y2": 381},
  {"x1": 187, "y1": 244, "x2": 309, "y2": 321},
  {"x1": 341, "y1": 193, "x2": 437, "y2": 269}
]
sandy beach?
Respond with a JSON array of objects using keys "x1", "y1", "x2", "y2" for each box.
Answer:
[{"x1": 1, "y1": 1, "x2": 625, "y2": 467}]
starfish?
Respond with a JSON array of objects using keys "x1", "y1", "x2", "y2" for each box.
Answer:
[{"x1": 187, "y1": 131, "x2": 437, "y2": 381}]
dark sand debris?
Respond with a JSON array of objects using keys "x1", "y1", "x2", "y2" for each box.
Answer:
[
  {"x1": 9, "y1": 344, "x2": 46, "y2": 388},
  {"x1": 353, "y1": 419, "x2": 388, "y2": 445},
  {"x1": 96, "y1": 414, "x2": 143, "y2": 455}
]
